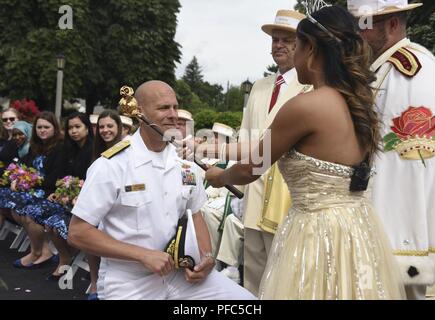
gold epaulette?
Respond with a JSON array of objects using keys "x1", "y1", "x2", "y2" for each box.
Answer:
[
  {"x1": 387, "y1": 47, "x2": 422, "y2": 78},
  {"x1": 101, "y1": 140, "x2": 131, "y2": 159}
]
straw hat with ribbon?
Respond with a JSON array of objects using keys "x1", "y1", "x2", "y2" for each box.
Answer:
[
  {"x1": 262, "y1": 10, "x2": 306, "y2": 36},
  {"x1": 347, "y1": 0, "x2": 422, "y2": 17}
]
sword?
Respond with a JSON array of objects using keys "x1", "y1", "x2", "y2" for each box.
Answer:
[{"x1": 119, "y1": 86, "x2": 244, "y2": 199}]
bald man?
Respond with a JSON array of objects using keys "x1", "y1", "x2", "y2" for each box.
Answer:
[{"x1": 68, "y1": 81, "x2": 255, "y2": 300}]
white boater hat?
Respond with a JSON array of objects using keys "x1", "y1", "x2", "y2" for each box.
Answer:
[
  {"x1": 165, "y1": 210, "x2": 201, "y2": 269},
  {"x1": 89, "y1": 114, "x2": 99, "y2": 125},
  {"x1": 177, "y1": 109, "x2": 193, "y2": 121},
  {"x1": 212, "y1": 122, "x2": 234, "y2": 139},
  {"x1": 262, "y1": 10, "x2": 306, "y2": 36},
  {"x1": 347, "y1": 0, "x2": 422, "y2": 17},
  {"x1": 120, "y1": 115, "x2": 133, "y2": 127}
]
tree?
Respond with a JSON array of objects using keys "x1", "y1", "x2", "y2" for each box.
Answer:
[
  {"x1": 174, "y1": 79, "x2": 193, "y2": 109},
  {"x1": 264, "y1": 64, "x2": 279, "y2": 77},
  {"x1": 225, "y1": 86, "x2": 244, "y2": 112},
  {"x1": 198, "y1": 81, "x2": 225, "y2": 109},
  {"x1": 295, "y1": 0, "x2": 435, "y2": 54},
  {"x1": 0, "y1": 0, "x2": 182, "y2": 112},
  {"x1": 182, "y1": 56, "x2": 204, "y2": 90},
  {"x1": 408, "y1": 1, "x2": 435, "y2": 54}
]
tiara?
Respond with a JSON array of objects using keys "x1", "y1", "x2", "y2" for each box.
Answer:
[{"x1": 303, "y1": 0, "x2": 342, "y2": 44}]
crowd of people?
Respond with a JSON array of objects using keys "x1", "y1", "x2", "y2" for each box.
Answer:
[
  {"x1": 1, "y1": 0, "x2": 434, "y2": 300},
  {"x1": 0, "y1": 108, "x2": 134, "y2": 299}
]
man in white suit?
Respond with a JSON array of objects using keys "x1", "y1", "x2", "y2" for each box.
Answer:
[
  {"x1": 348, "y1": 0, "x2": 435, "y2": 300},
  {"x1": 237, "y1": 10, "x2": 311, "y2": 296}
]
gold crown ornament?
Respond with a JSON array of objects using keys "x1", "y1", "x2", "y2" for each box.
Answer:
[
  {"x1": 118, "y1": 86, "x2": 139, "y2": 117},
  {"x1": 393, "y1": 136, "x2": 435, "y2": 161}
]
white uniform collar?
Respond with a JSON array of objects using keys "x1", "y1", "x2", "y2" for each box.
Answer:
[
  {"x1": 130, "y1": 130, "x2": 177, "y2": 172},
  {"x1": 371, "y1": 38, "x2": 411, "y2": 72},
  {"x1": 278, "y1": 68, "x2": 296, "y2": 84}
]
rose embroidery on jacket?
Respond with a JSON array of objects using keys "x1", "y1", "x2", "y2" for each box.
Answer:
[{"x1": 383, "y1": 106, "x2": 435, "y2": 166}]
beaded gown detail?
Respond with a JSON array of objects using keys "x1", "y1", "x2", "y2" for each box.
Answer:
[{"x1": 259, "y1": 150, "x2": 405, "y2": 300}]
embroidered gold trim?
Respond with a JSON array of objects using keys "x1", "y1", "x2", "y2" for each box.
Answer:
[
  {"x1": 102, "y1": 140, "x2": 131, "y2": 159},
  {"x1": 387, "y1": 48, "x2": 421, "y2": 77},
  {"x1": 429, "y1": 247, "x2": 435, "y2": 254},
  {"x1": 394, "y1": 249, "x2": 429, "y2": 257},
  {"x1": 174, "y1": 225, "x2": 183, "y2": 269},
  {"x1": 259, "y1": 217, "x2": 278, "y2": 232}
]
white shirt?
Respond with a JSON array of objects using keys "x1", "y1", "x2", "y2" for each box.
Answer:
[
  {"x1": 277, "y1": 68, "x2": 297, "y2": 101},
  {"x1": 72, "y1": 131, "x2": 207, "y2": 273}
]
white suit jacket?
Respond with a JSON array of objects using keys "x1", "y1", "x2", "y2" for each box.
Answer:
[{"x1": 371, "y1": 38, "x2": 435, "y2": 285}]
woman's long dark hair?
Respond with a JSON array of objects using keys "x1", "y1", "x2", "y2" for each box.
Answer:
[
  {"x1": 297, "y1": 5, "x2": 380, "y2": 159},
  {"x1": 30, "y1": 111, "x2": 63, "y2": 155},
  {"x1": 93, "y1": 110, "x2": 122, "y2": 160},
  {"x1": 0, "y1": 114, "x2": 8, "y2": 140},
  {"x1": 64, "y1": 112, "x2": 94, "y2": 157}
]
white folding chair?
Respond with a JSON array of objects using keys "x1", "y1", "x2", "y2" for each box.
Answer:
[{"x1": 0, "y1": 220, "x2": 28, "y2": 249}]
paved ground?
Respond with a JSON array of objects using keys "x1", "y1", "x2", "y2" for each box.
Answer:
[{"x1": 0, "y1": 233, "x2": 89, "y2": 300}]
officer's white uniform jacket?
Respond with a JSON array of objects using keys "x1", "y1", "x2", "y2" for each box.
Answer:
[
  {"x1": 371, "y1": 38, "x2": 435, "y2": 285},
  {"x1": 72, "y1": 131, "x2": 207, "y2": 275}
]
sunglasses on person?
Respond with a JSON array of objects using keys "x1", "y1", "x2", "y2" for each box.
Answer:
[{"x1": 2, "y1": 117, "x2": 17, "y2": 123}]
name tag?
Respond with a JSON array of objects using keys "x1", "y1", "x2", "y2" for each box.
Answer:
[{"x1": 125, "y1": 184, "x2": 146, "y2": 192}]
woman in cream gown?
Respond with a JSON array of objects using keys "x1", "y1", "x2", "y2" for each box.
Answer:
[{"x1": 205, "y1": 6, "x2": 405, "y2": 300}]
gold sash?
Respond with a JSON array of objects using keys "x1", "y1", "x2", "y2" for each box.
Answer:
[{"x1": 258, "y1": 163, "x2": 291, "y2": 234}]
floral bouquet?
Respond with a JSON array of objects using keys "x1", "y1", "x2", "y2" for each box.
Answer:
[
  {"x1": 1, "y1": 163, "x2": 43, "y2": 192},
  {"x1": 53, "y1": 176, "x2": 84, "y2": 209}
]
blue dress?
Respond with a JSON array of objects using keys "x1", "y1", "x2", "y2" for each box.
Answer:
[{"x1": 10, "y1": 155, "x2": 48, "y2": 218}]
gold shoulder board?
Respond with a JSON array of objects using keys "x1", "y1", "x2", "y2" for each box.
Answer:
[
  {"x1": 387, "y1": 47, "x2": 422, "y2": 78},
  {"x1": 102, "y1": 140, "x2": 131, "y2": 159}
]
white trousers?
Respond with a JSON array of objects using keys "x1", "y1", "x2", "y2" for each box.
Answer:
[
  {"x1": 202, "y1": 205, "x2": 224, "y2": 257},
  {"x1": 217, "y1": 214, "x2": 244, "y2": 267},
  {"x1": 99, "y1": 267, "x2": 256, "y2": 300}
]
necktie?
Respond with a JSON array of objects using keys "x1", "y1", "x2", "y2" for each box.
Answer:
[{"x1": 269, "y1": 75, "x2": 285, "y2": 113}]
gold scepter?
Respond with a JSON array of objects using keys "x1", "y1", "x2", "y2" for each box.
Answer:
[{"x1": 118, "y1": 86, "x2": 244, "y2": 199}]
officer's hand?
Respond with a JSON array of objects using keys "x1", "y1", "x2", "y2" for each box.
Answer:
[
  {"x1": 141, "y1": 251, "x2": 175, "y2": 276},
  {"x1": 205, "y1": 167, "x2": 225, "y2": 188},
  {"x1": 184, "y1": 256, "x2": 215, "y2": 284}
]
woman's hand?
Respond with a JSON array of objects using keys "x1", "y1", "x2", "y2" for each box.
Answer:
[
  {"x1": 10, "y1": 180, "x2": 17, "y2": 192},
  {"x1": 205, "y1": 167, "x2": 225, "y2": 188}
]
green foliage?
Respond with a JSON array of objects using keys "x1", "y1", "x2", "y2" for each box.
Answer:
[
  {"x1": 0, "y1": 0, "x2": 181, "y2": 111},
  {"x1": 174, "y1": 79, "x2": 193, "y2": 109},
  {"x1": 178, "y1": 56, "x2": 243, "y2": 128},
  {"x1": 215, "y1": 111, "x2": 243, "y2": 130},
  {"x1": 192, "y1": 108, "x2": 242, "y2": 131},
  {"x1": 224, "y1": 86, "x2": 244, "y2": 112},
  {"x1": 193, "y1": 109, "x2": 218, "y2": 131}
]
